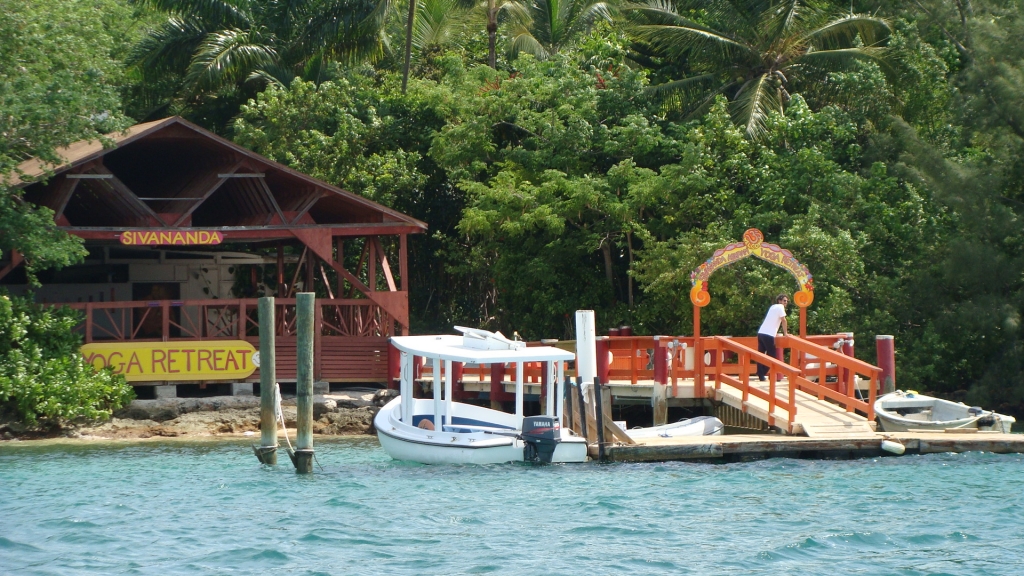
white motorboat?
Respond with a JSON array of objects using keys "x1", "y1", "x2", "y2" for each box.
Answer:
[
  {"x1": 875, "y1": 390, "x2": 1015, "y2": 433},
  {"x1": 374, "y1": 327, "x2": 589, "y2": 465}
]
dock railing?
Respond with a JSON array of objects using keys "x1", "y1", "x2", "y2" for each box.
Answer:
[
  {"x1": 781, "y1": 336, "x2": 879, "y2": 420},
  {"x1": 703, "y1": 336, "x2": 802, "y2": 432},
  {"x1": 703, "y1": 336, "x2": 878, "y2": 433}
]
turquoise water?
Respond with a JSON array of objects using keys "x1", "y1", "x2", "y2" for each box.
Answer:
[{"x1": 1, "y1": 438, "x2": 1022, "y2": 575}]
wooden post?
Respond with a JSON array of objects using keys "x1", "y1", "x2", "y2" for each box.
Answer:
[
  {"x1": 693, "y1": 305, "x2": 703, "y2": 397},
  {"x1": 254, "y1": 297, "x2": 277, "y2": 465},
  {"x1": 292, "y1": 292, "x2": 315, "y2": 473},
  {"x1": 276, "y1": 243, "x2": 285, "y2": 297},
  {"x1": 838, "y1": 332, "x2": 854, "y2": 396},
  {"x1": 540, "y1": 361, "x2": 549, "y2": 416},
  {"x1": 877, "y1": 335, "x2": 895, "y2": 394},
  {"x1": 562, "y1": 375, "x2": 573, "y2": 430},
  {"x1": 594, "y1": 382, "x2": 606, "y2": 461},
  {"x1": 575, "y1": 377, "x2": 589, "y2": 443},
  {"x1": 652, "y1": 336, "x2": 668, "y2": 426}
]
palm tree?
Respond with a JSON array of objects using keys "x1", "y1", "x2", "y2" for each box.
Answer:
[
  {"x1": 401, "y1": 0, "x2": 473, "y2": 91},
  {"x1": 507, "y1": 0, "x2": 615, "y2": 59},
  {"x1": 129, "y1": 0, "x2": 393, "y2": 115},
  {"x1": 626, "y1": 0, "x2": 891, "y2": 137},
  {"x1": 478, "y1": 0, "x2": 523, "y2": 67}
]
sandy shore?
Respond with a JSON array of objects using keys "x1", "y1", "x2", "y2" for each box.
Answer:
[{"x1": 1, "y1": 389, "x2": 394, "y2": 442}]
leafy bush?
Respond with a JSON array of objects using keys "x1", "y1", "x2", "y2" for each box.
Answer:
[{"x1": 0, "y1": 292, "x2": 134, "y2": 426}]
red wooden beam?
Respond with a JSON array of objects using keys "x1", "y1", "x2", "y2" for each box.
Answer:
[
  {"x1": 62, "y1": 223, "x2": 426, "y2": 241},
  {"x1": 0, "y1": 250, "x2": 24, "y2": 281}
]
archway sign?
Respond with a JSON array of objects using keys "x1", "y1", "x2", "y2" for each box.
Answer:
[{"x1": 689, "y1": 228, "x2": 814, "y2": 337}]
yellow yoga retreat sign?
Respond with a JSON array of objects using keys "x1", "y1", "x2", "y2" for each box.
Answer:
[{"x1": 82, "y1": 341, "x2": 257, "y2": 382}]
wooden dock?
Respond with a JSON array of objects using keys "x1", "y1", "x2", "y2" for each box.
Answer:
[
  {"x1": 601, "y1": 431, "x2": 1024, "y2": 462},
  {"x1": 422, "y1": 369, "x2": 1024, "y2": 463}
]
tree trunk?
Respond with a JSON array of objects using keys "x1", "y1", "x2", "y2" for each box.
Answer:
[
  {"x1": 601, "y1": 239, "x2": 615, "y2": 300},
  {"x1": 487, "y1": 4, "x2": 497, "y2": 69},
  {"x1": 402, "y1": 0, "x2": 417, "y2": 93}
]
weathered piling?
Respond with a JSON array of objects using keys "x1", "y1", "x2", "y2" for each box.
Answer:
[
  {"x1": 652, "y1": 336, "x2": 669, "y2": 426},
  {"x1": 254, "y1": 297, "x2": 278, "y2": 465},
  {"x1": 877, "y1": 335, "x2": 896, "y2": 394},
  {"x1": 292, "y1": 292, "x2": 315, "y2": 473},
  {"x1": 594, "y1": 381, "x2": 606, "y2": 461}
]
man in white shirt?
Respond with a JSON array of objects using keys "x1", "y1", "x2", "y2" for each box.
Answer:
[{"x1": 756, "y1": 294, "x2": 789, "y2": 381}]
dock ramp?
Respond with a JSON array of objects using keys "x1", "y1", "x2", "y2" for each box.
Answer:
[
  {"x1": 712, "y1": 381, "x2": 875, "y2": 437},
  {"x1": 702, "y1": 335, "x2": 881, "y2": 437}
]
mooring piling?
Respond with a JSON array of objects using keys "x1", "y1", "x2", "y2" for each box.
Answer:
[
  {"x1": 292, "y1": 292, "x2": 315, "y2": 473},
  {"x1": 253, "y1": 296, "x2": 278, "y2": 465},
  {"x1": 594, "y1": 380, "x2": 606, "y2": 461}
]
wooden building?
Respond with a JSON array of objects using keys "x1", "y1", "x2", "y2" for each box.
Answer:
[{"x1": 2, "y1": 117, "x2": 427, "y2": 393}]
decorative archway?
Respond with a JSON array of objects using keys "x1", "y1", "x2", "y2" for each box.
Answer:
[{"x1": 688, "y1": 228, "x2": 814, "y2": 337}]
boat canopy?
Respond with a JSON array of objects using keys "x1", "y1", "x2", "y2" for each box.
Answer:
[
  {"x1": 389, "y1": 329, "x2": 574, "y2": 428},
  {"x1": 389, "y1": 331, "x2": 574, "y2": 364}
]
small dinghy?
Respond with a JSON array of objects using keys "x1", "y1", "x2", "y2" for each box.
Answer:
[
  {"x1": 625, "y1": 416, "x2": 724, "y2": 440},
  {"x1": 875, "y1": 390, "x2": 1014, "y2": 433}
]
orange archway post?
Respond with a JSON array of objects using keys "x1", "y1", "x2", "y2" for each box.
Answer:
[{"x1": 688, "y1": 228, "x2": 815, "y2": 388}]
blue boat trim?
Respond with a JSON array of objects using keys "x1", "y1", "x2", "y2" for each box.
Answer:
[
  {"x1": 377, "y1": 426, "x2": 516, "y2": 449},
  {"x1": 411, "y1": 414, "x2": 515, "y2": 430}
]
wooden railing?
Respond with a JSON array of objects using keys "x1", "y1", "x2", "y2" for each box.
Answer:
[
  {"x1": 60, "y1": 298, "x2": 394, "y2": 384},
  {"x1": 702, "y1": 336, "x2": 878, "y2": 433},
  {"x1": 704, "y1": 336, "x2": 802, "y2": 432},
  {"x1": 66, "y1": 298, "x2": 396, "y2": 342}
]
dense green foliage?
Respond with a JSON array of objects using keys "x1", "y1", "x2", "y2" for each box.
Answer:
[
  {"x1": 3, "y1": 0, "x2": 1024, "y2": 418},
  {"x1": 0, "y1": 293, "x2": 134, "y2": 426},
  {"x1": 0, "y1": 0, "x2": 139, "y2": 426},
  {"x1": 0, "y1": 0, "x2": 138, "y2": 280}
]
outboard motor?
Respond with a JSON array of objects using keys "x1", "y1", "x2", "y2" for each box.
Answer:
[{"x1": 522, "y1": 416, "x2": 561, "y2": 463}]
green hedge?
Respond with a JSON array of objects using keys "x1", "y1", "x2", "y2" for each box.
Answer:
[{"x1": 0, "y1": 292, "x2": 134, "y2": 426}]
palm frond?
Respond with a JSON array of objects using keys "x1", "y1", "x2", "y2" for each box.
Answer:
[
  {"x1": 510, "y1": 29, "x2": 549, "y2": 59},
  {"x1": 796, "y1": 46, "x2": 887, "y2": 71},
  {"x1": 803, "y1": 14, "x2": 891, "y2": 49},
  {"x1": 183, "y1": 28, "x2": 279, "y2": 95},
  {"x1": 127, "y1": 17, "x2": 207, "y2": 73},
  {"x1": 131, "y1": 0, "x2": 253, "y2": 28},
  {"x1": 500, "y1": 0, "x2": 534, "y2": 26},
  {"x1": 646, "y1": 72, "x2": 720, "y2": 98},
  {"x1": 413, "y1": 0, "x2": 471, "y2": 51},
  {"x1": 631, "y1": 23, "x2": 755, "y2": 62},
  {"x1": 764, "y1": 0, "x2": 804, "y2": 41},
  {"x1": 305, "y1": 0, "x2": 394, "y2": 65},
  {"x1": 732, "y1": 73, "x2": 782, "y2": 138},
  {"x1": 646, "y1": 73, "x2": 737, "y2": 118},
  {"x1": 626, "y1": 0, "x2": 754, "y2": 63},
  {"x1": 246, "y1": 67, "x2": 292, "y2": 90}
]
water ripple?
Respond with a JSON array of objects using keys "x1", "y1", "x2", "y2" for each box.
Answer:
[{"x1": 2, "y1": 438, "x2": 1024, "y2": 575}]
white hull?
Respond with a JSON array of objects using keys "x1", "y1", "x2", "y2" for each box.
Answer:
[
  {"x1": 625, "y1": 416, "x2": 725, "y2": 440},
  {"x1": 374, "y1": 397, "x2": 589, "y2": 465},
  {"x1": 875, "y1": 391, "x2": 1014, "y2": 433}
]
